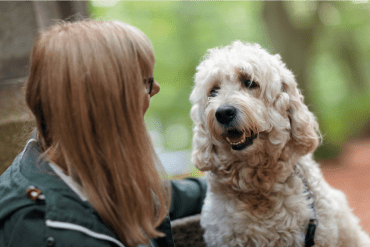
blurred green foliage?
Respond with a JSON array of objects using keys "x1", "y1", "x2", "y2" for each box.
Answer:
[{"x1": 89, "y1": 1, "x2": 370, "y2": 161}]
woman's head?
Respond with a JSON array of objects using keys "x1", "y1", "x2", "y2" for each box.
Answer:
[
  {"x1": 27, "y1": 20, "x2": 157, "y2": 145},
  {"x1": 26, "y1": 20, "x2": 168, "y2": 246}
]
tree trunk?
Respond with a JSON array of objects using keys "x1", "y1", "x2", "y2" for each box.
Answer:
[{"x1": 262, "y1": 1, "x2": 317, "y2": 111}]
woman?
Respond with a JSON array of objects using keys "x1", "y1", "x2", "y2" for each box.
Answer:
[{"x1": 0, "y1": 20, "x2": 206, "y2": 247}]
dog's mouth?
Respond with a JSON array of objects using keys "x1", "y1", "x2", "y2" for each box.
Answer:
[{"x1": 223, "y1": 129, "x2": 258, "y2": 151}]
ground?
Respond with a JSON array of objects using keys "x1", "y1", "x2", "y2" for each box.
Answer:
[{"x1": 321, "y1": 139, "x2": 370, "y2": 234}]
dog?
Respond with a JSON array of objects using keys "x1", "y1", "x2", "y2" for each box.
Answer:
[{"x1": 190, "y1": 41, "x2": 370, "y2": 247}]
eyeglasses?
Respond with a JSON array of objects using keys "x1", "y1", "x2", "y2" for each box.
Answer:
[{"x1": 144, "y1": 77, "x2": 154, "y2": 94}]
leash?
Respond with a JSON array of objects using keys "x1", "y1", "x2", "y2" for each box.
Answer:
[{"x1": 293, "y1": 168, "x2": 318, "y2": 247}]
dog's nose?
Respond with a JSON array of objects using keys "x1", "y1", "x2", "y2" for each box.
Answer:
[{"x1": 216, "y1": 105, "x2": 237, "y2": 125}]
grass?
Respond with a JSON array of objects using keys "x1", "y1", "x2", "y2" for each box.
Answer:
[{"x1": 171, "y1": 168, "x2": 205, "y2": 180}]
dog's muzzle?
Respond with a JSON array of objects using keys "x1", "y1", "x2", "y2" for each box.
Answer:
[{"x1": 216, "y1": 105, "x2": 257, "y2": 151}]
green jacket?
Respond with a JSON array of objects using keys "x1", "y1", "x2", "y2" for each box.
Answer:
[{"x1": 0, "y1": 138, "x2": 207, "y2": 247}]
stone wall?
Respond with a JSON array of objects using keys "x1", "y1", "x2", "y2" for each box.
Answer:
[
  {"x1": 0, "y1": 1, "x2": 88, "y2": 125},
  {"x1": 0, "y1": 1, "x2": 88, "y2": 170},
  {"x1": 0, "y1": 2, "x2": 37, "y2": 125}
]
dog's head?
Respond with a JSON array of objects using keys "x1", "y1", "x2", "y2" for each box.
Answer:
[{"x1": 190, "y1": 41, "x2": 320, "y2": 172}]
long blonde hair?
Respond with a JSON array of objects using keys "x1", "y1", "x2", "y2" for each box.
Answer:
[{"x1": 25, "y1": 20, "x2": 170, "y2": 246}]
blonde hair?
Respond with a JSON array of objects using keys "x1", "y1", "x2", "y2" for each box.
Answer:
[{"x1": 25, "y1": 20, "x2": 170, "y2": 246}]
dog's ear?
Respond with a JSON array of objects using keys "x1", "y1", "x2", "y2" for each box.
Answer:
[
  {"x1": 190, "y1": 104, "x2": 217, "y2": 171},
  {"x1": 282, "y1": 72, "x2": 321, "y2": 155}
]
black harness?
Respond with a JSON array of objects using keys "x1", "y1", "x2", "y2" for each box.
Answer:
[{"x1": 294, "y1": 168, "x2": 318, "y2": 247}]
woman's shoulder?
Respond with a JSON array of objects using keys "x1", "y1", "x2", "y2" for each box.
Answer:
[
  {"x1": 0, "y1": 203, "x2": 119, "y2": 247},
  {"x1": 0, "y1": 139, "x2": 126, "y2": 247},
  {"x1": 0, "y1": 203, "x2": 45, "y2": 247}
]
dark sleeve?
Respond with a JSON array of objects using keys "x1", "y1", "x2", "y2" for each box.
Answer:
[{"x1": 169, "y1": 177, "x2": 207, "y2": 221}]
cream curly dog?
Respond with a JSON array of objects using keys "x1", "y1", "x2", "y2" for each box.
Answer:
[{"x1": 190, "y1": 41, "x2": 370, "y2": 247}]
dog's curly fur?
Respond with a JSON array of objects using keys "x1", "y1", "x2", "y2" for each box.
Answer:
[{"x1": 190, "y1": 41, "x2": 370, "y2": 247}]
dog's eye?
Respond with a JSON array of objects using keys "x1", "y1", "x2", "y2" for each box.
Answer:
[
  {"x1": 244, "y1": 80, "x2": 258, "y2": 89},
  {"x1": 209, "y1": 87, "x2": 220, "y2": 97}
]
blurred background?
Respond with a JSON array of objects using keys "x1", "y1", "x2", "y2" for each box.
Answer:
[
  {"x1": 88, "y1": 1, "x2": 370, "y2": 175},
  {"x1": 0, "y1": 1, "x2": 369, "y2": 231}
]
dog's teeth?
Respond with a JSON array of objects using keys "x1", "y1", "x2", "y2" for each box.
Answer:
[
  {"x1": 226, "y1": 132, "x2": 247, "y2": 146},
  {"x1": 225, "y1": 132, "x2": 249, "y2": 146}
]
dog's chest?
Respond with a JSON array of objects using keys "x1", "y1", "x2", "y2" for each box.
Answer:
[{"x1": 200, "y1": 189, "x2": 311, "y2": 247}]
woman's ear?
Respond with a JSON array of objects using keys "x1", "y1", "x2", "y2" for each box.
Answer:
[
  {"x1": 282, "y1": 73, "x2": 321, "y2": 156},
  {"x1": 190, "y1": 104, "x2": 217, "y2": 171}
]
